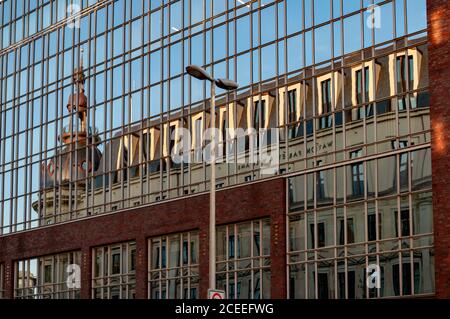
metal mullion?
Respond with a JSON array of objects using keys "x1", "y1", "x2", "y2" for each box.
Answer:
[
  {"x1": 158, "y1": 8, "x2": 164, "y2": 202},
  {"x1": 159, "y1": 238, "x2": 163, "y2": 299},
  {"x1": 89, "y1": 19, "x2": 97, "y2": 216},
  {"x1": 11, "y1": 49, "x2": 18, "y2": 233},
  {"x1": 119, "y1": 22, "x2": 125, "y2": 209},
  {"x1": 333, "y1": 167, "x2": 338, "y2": 298},
  {"x1": 179, "y1": 234, "x2": 183, "y2": 299},
  {"x1": 145, "y1": 6, "x2": 152, "y2": 202},
  {"x1": 225, "y1": 224, "x2": 229, "y2": 298},
  {"x1": 123, "y1": 243, "x2": 127, "y2": 299},
  {"x1": 54, "y1": 35, "x2": 62, "y2": 222},
  {"x1": 165, "y1": 236, "x2": 170, "y2": 300},
  {"x1": 148, "y1": 239, "x2": 152, "y2": 299},
  {"x1": 187, "y1": 232, "x2": 191, "y2": 299},
  {"x1": 126, "y1": 55, "x2": 132, "y2": 210},
  {"x1": 250, "y1": 221, "x2": 254, "y2": 299},
  {"x1": 107, "y1": 246, "x2": 111, "y2": 299},
  {"x1": 0, "y1": 45, "x2": 4, "y2": 235},
  {"x1": 259, "y1": 219, "x2": 264, "y2": 298},
  {"x1": 26, "y1": 259, "x2": 31, "y2": 295},
  {"x1": 25, "y1": 40, "x2": 32, "y2": 230},
  {"x1": 139, "y1": 14, "x2": 146, "y2": 206},
  {"x1": 234, "y1": 223, "x2": 238, "y2": 299}
]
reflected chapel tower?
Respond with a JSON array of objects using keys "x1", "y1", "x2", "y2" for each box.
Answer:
[{"x1": 33, "y1": 50, "x2": 102, "y2": 225}]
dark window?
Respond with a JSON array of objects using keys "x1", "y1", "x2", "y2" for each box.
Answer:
[
  {"x1": 350, "y1": 150, "x2": 364, "y2": 197},
  {"x1": 316, "y1": 163, "x2": 325, "y2": 201},
  {"x1": 44, "y1": 264, "x2": 52, "y2": 283},
  {"x1": 254, "y1": 232, "x2": 261, "y2": 255},
  {"x1": 310, "y1": 222, "x2": 326, "y2": 248},
  {"x1": 368, "y1": 214, "x2": 377, "y2": 241},
  {"x1": 395, "y1": 210, "x2": 411, "y2": 237},
  {"x1": 347, "y1": 218, "x2": 355, "y2": 244},
  {"x1": 156, "y1": 245, "x2": 167, "y2": 268},
  {"x1": 338, "y1": 271, "x2": 355, "y2": 299},
  {"x1": 396, "y1": 55, "x2": 415, "y2": 93},
  {"x1": 183, "y1": 241, "x2": 189, "y2": 265},
  {"x1": 396, "y1": 55, "x2": 415, "y2": 110},
  {"x1": 317, "y1": 273, "x2": 329, "y2": 299},
  {"x1": 190, "y1": 288, "x2": 197, "y2": 299},
  {"x1": 393, "y1": 263, "x2": 420, "y2": 296},
  {"x1": 112, "y1": 252, "x2": 120, "y2": 274},
  {"x1": 130, "y1": 249, "x2": 136, "y2": 271},
  {"x1": 321, "y1": 79, "x2": 332, "y2": 113},
  {"x1": 254, "y1": 100, "x2": 266, "y2": 148},
  {"x1": 254, "y1": 278, "x2": 261, "y2": 299},
  {"x1": 356, "y1": 67, "x2": 370, "y2": 104},
  {"x1": 222, "y1": 113, "x2": 228, "y2": 158},
  {"x1": 355, "y1": 67, "x2": 373, "y2": 119},
  {"x1": 228, "y1": 235, "x2": 235, "y2": 259},
  {"x1": 319, "y1": 79, "x2": 333, "y2": 129},
  {"x1": 169, "y1": 125, "x2": 176, "y2": 165},
  {"x1": 287, "y1": 89, "x2": 301, "y2": 138}
]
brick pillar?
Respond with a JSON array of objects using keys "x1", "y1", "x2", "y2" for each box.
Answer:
[
  {"x1": 199, "y1": 226, "x2": 210, "y2": 299},
  {"x1": 270, "y1": 180, "x2": 287, "y2": 299},
  {"x1": 80, "y1": 247, "x2": 91, "y2": 299},
  {"x1": 135, "y1": 236, "x2": 148, "y2": 299},
  {"x1": 427, "y1": 0, "x2": 450, "y2": 299},
  {"x1": 4, "y1": 259, "x2": 14, "y2": 299}
]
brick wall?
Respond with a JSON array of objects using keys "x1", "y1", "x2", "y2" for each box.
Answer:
[
  {"x1": 427, "y1": 0, "x2": 450, "y2": 299},
  {"x1": 0, "y1": 178, "x2": 286, "y2": 299}
]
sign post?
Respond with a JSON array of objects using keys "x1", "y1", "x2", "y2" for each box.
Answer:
[{"x1": 208, "y1": 289, "x2": 226, "y2": 300}]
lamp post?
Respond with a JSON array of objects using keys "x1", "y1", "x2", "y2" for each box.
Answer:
[{"x1": 186, "y1": 65, "x2": 239, "y2": 292}]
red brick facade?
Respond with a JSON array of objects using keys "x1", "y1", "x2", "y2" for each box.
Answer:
[
  {"x1": 428, "y1": 0, "x2": 450, "y2": 299},
  {"x1": 0, "y1": 178, "x2": 286, "y2": 299}
]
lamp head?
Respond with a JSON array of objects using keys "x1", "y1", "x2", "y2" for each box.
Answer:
[
  {"x1": 186, "y1": 65, "x2": 214, "y2": 82},
  {"x1": 215, "y1": 78, "x2": 239, "y2": 91}
]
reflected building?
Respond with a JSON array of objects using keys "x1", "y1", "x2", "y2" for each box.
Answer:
[{"x1": 0, "y1": 0, "x2": 448, "y2": 299}]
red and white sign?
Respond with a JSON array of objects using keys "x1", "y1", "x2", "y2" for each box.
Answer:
[{"x1": 208, "y1": 289, "x2": 226, "y2": 299}]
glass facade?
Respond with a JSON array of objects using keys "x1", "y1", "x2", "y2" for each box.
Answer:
[
  {"x1": 149, "y1": 231, "x2": 200, "y2": 299},
  {"x1": 288, "y1": 149, "x2": 434, "y2": 298},
  {"x1": 14, "y1": 251, "x2": 81, "y2": 299},
  {"x1": 92, "y1": 241, "x2": 136, "y2": 299},
  {"x1": 0, "y1": 0, "x2": 432, "y2": 300},
  {"x1": 0, "y1": 0, "x2": 430, "y2": 234},
  {"x1": 216, "y1": 219, "x2": 271, "y2": 299}
]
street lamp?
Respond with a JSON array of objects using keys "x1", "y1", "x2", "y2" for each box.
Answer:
[{"x1": 186, "y1": 65, "x2": 239, "y2": 292}]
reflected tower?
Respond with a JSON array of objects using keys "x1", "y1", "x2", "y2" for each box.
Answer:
[{"x1": 33, "y1": 50, "x2": 102, "y2": 225}]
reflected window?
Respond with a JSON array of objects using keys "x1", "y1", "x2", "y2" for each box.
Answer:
[
  {"x1": 216, "y1": 219, "x2": 271, "y2": 299},
  {"x1": 350, "y1": 150, "x2": 364, "y2": 198},
  {"x1": 397, "y1": 55, "x2": 414, "y2": 110},
  {"x1": 393, "y1": 263, "x2": 420, "y2": 296},
  {"x1": 319, "y1": 79, "x2": 333, "y2": 129},
  {"x1": 355, "y1": 67, "x2": 373, "y2": 119},
  {"x1": 194, "y1": 119, "x2": 202, "y2": 162},
  {"x1": 310, "y1": 222, "x2": 326, "y2": 248},
  {"x1": 15, "y1": 251, "x2": 82, "y2": 299},
  {"x1": 92, "y1": 242, "x2": 136, "y2": 299},
  {"x1": 368, "y1": 214, "x2": 377, "y2": 241},
  {"x1": 287, "y1": 89, "x2": 301, "y2": 138},
  {"x1": 395, "y1": 210, "x2": 411, "y2": 237},
  {"x1": 253, "y1": 100, "x2": 266, "y2": 148},
  {"x1": 149, "y1": 232, "x2": 199, "y2": 299}
]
